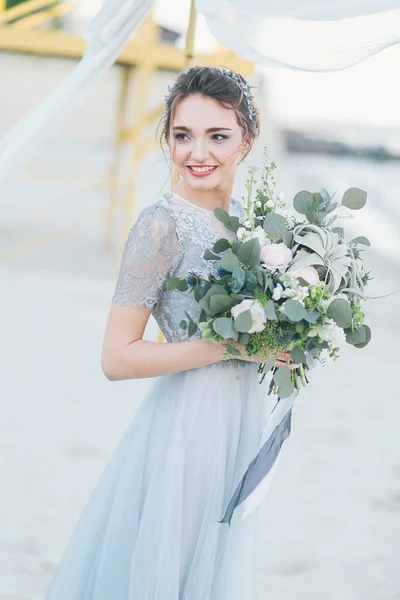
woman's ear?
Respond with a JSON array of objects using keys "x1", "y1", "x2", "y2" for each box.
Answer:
[{"x1": 241, "y1": 138, "x2": 251, "y2": 155}]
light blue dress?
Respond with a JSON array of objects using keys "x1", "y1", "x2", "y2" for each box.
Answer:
[{"x1": 44, "y1": 191, "x2": 271, "y2": 600}]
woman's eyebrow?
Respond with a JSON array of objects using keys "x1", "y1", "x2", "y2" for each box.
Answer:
[{"x1": 172, "y1": 126, "x2": 232, "y2": 133}]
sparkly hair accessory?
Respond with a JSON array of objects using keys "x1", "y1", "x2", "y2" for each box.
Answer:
[
  {"x1": 218, "y1": 68, "x2": 257, "y2": 121},
  {"x1": 164, "y1": 68, "x2": 257, "y2": 121}
]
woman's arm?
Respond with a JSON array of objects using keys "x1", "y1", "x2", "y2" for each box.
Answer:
[{"x1": 101, "y1": 303, "x2": 225, "y2": 381}]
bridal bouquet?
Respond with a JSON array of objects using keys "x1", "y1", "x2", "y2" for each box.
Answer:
[{"x1": 167, "y1": 151, "x2": 373, "y2": 401}]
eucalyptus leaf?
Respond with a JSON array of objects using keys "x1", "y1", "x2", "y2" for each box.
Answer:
[
  {"x1": 265, "y1": 299, "x2": 277, "y2": 321},
  {"x1": 341, "y1": 187, "x2": 367, "y2": 210},
  {"x1": 213, "y1": 238, "x2": 230, "y2": 253},
  {"x1": 304, "y1": 310, "x2": 320, "y2": 324},
  {"x1": 230, "y1": 293, "x2": 245, "y2": 303},
  {"x1": 221, "y1": 251, "x2": 240, "y2": 273},
  {"x1": 291, "y1": 347, "x2": 306, "y2": 364},
  {"x1": 263, "y1": 213, "x2": 287, "y2": 236},
  {"x1": 354, "y1": 324, "x2": 371, "y2": 348},
  {"x1": 209, "y1": 294, "x2": 236, "y2": 313},
  {"x1": 234, "y1": 309, "x2": 253, "y2": 333},
  {"x1": 231, "y1": 241, "x2": 242, "y2": 255},
  {"x1": 226, "y1": 216, "x2": 241, "y2": 233},
  {"x1": 262, "y1": 357, "x2": 276, "y2": 372},
  {"x1": 278, "y1": 381, "x2": 295, "y2": 399},
  {"x1": 327, "y1": 298, "x2": 352, "y2": 328},
  {"x1": 213, "y1": 317, "x2": 239, "y2": 341},
  {"x1": 213, "y1": 207, "x2": 230, "y2": 225},
  {"x1": 293, "y1": 191, "x2": 314, "y2": 215},
  {"x1": 232, "y1": 266, "x2": 245, "y2": 293},
  {"x1": 238, "y1": 332, "x2": 251, "y2": 345},
  {"x1": 204, "y1": 248, "x2": 221, "y2": 261},
  {"x1": 205, "y1": 285, "x2": 229, "y2": 299},
  {"x1": 237, "y1": 238, "x2": 261, "y2": 268},
  {"x1": 345, "y1": 326, "x2": 366, "y2": 346},
  {"x1": 274, "y1": 365, "x2": 291, "y2": 386},
  {"x1": 284, "y1": 300, "x2": 308, "y2": 322},
  {"x1": 179, "y1": 320, "x2": 188, "y2": 330}
]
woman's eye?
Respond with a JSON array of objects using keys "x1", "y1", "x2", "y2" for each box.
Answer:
[{"x1": 174, "y1": 133, "x2": 228, "y2": 142}]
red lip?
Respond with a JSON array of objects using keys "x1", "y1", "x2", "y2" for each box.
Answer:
[
  {"x1": 187, "y1": 166, "x2": 217, "y2": 178},
  {"x1": 188, "y1": 165, "x2": 217, "y2": 177}
]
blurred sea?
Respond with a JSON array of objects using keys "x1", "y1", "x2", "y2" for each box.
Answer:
[{"x1": 1, "y1": 52, "x2": 400, "y2": 600}]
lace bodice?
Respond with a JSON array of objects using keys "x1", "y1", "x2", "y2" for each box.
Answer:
[{"x1": 112, "y1": 191, "x2": 246, "y2": 343}]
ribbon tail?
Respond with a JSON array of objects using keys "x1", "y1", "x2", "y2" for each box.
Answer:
[{"x1": 217, "y1": 407, "x2": 293, "y2": 525}]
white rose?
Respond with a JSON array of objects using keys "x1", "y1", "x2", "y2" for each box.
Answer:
[
  {"x1": 231, "y1": 299, "x2": 266, "y2": 334},
  {"x1": 266, "y1": 200, "x2": 275, "y2": 208},
  {"x1": 260, "y1": 243, "x2": 293, "y2": 272},
  {"x1": 293, "y1": 265, "x2": 320, "y2": 286}
]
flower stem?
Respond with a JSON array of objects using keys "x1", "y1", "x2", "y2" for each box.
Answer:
[{"x1": 299, "y1": 363, "x2": 307, "y2": 387}]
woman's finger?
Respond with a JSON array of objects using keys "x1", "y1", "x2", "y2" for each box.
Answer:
[{"x1": 274, "y1": 360, "x2": 299, "y2": 370}]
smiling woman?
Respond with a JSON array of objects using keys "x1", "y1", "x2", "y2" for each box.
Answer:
[{"x1": 41, "y1": 66, "x2": 295, "y2": 600}]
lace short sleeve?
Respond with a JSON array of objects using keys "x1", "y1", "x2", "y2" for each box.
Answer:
[{"x1": 112, "y1": 204, "x2": 182, "y2": 310}]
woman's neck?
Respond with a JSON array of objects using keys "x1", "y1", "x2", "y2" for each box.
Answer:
[{"x1": 172, "y1": 182, "x2": 232, "y2": 213}]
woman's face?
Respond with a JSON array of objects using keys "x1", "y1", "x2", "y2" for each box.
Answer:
[{"x1": 168, "y1": 94, "x2": 247, "y2": 194}]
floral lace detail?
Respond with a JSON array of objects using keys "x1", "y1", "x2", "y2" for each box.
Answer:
[
  {"x1": 111, "y1": 192, "x2": 246, "y2": 345},
  {"x1": 112, "y1": 203, "x2": 183, "y2": 310}
]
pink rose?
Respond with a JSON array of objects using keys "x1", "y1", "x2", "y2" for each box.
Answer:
[
  {"x1": 260, "y1": 243, "x2": 293, "y2": 271},
  {"x1": 293, "y1": 266, "x2": 320, "y2": 286}
]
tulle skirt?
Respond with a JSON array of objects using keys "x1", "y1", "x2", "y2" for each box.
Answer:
[{"x1": 44, "y1": 360, "x2": 270, "y2": 600}]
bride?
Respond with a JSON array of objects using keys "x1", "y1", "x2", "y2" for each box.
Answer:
[{"x1": 44, "y1": 65, "x2": 297, "y2": 600}]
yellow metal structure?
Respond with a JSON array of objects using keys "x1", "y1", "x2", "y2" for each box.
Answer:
[{"x1": 0, "y1": 0, "x2": 254, "y2": 342}]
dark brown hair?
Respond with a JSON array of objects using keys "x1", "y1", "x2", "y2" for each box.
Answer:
[{"x1": 157, "y1": 65, "x2": 260, "y2": 161}]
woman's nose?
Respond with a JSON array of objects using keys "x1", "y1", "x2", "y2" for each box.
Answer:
[{"x1": 190, "y1": 141, "x2": 210, "y2": 163}]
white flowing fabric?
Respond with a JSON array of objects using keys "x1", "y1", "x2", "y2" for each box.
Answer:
[
  {"x1": 0, "y1": 0, "x2": 152, "y2": 190},
  {"x1": 199, "y1": 0, "x2": 400, "y2": 71},
  {"x1": 1, "y1": 0, "x2": 400, "y2": 187}
]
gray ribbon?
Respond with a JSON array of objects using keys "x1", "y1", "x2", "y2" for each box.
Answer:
[{"x1": 217, "y1": 408, "x2": 292, "y2": 525}]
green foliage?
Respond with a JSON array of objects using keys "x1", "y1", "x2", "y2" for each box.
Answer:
[
  {"x1": 204, "y1": 249, "x2": 221, "y2": 261},
  {"x1": 166, "y1": 277, "x2": 189, "y2": 292},
  {"x1": 237, "y1": 238, "x2": 261, "y2": 268},
  {"x1": 327, "y1": 298, "x2": 353, "y2": 329},
  {"x1": 213, "y1": 208, "x2": 240, "y2": 233},
  {"x1": 220, "y1": 251, "x2": 240, "y2": 272},
  {"x1": 234, "y1": 310, "x2": 253, "y2": 333},
  {"x1": 213, "y1": 238, "x2": 231, "y2": 253},
  {"x1": 245, "y1": 321, "x2": 286, "y2": 360},
  {"x1": 341, "y1": 187, "x2": 367, "y2": 210},
  {"x1": 213, "y1": 317, "x2": 239, "y2": 342}
]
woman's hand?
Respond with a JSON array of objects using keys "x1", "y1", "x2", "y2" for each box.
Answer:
[{"x1": 226, "y1": 342, "x2": 299, "y2": 370}]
